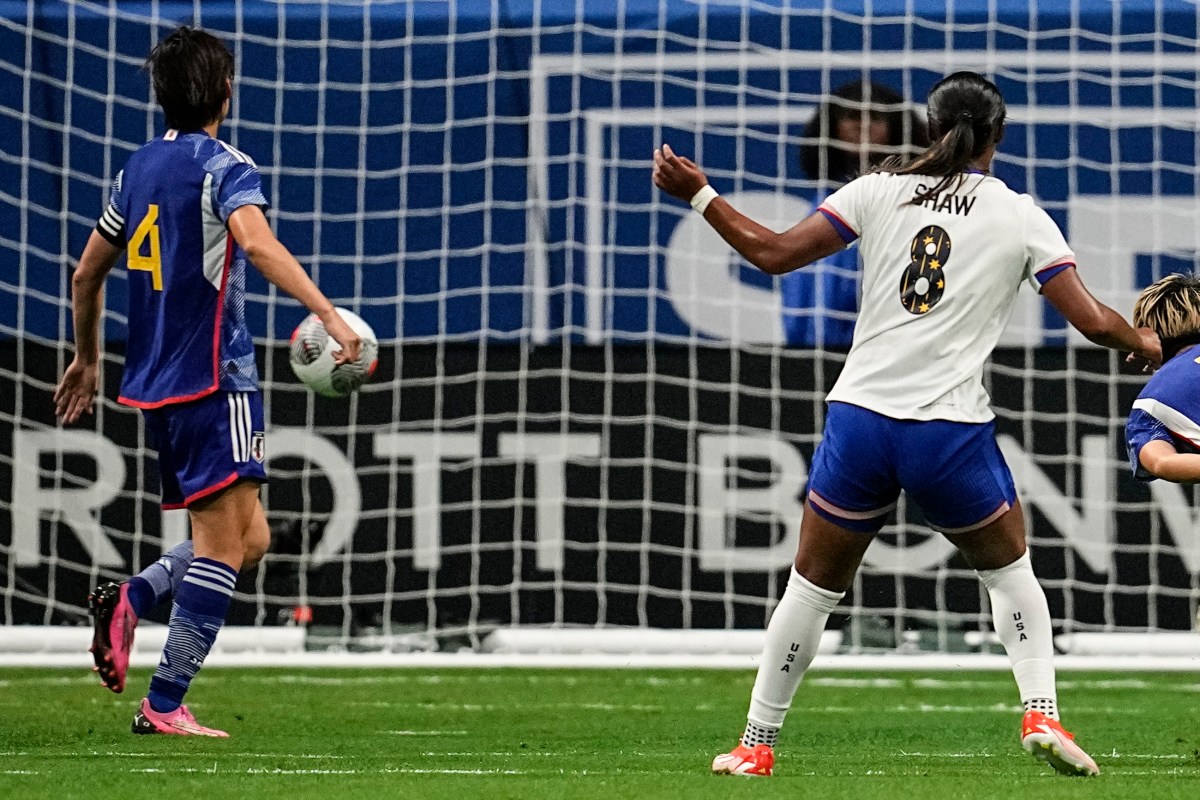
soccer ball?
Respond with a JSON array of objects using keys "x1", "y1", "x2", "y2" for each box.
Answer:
[{"x1": 289, "y1": 308, "x2": 379, "y2": 397}]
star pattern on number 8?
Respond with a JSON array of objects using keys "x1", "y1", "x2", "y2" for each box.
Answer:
[{"x1": 900, "y1": 224, "x2": 952, "y2": 314}]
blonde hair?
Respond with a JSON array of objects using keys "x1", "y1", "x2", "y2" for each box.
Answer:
[{"x1": 1133, "y1": 273, "x2": 1200, "y2": 354}]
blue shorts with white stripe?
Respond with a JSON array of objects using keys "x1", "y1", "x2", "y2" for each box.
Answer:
[
  {"x1": 142, "y1": 390, "x2": 267, "y2": 509},
  {"x1": 807, "y1": 401, "x2": 1017, "y2": 534}
]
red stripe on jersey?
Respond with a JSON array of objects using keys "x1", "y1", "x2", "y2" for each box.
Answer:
[
  {"x1": 182, "y1": 471, "x2": 240, "y2": 507},
  {"x1": 1168, "y1": 428, "x2": 1200, "y2": 449},
  {"x1": 1035, "y1": 257, "x2": 1075, "y2": 275},
  {"x1": 118, "y1": 236, "x2": 235, "y2": 409},
  {"x1": 816, "y1": 205, "x2": 859, "y2": 237},
  {"x1": 119, "y1": 386, "x2": 218, "y2": 409},
  {"x1": 212, "y1": 236, "x2": 234, "y2": 392}
]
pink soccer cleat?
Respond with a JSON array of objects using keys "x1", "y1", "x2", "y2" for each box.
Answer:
[
  {"x1": 1021, "y1": 710, "x2": 1099, "y2": 776},
  {"x1": 711, "y1": 742, "x2": 775, "y2": 777},
  {"x1": 132, "y1": 698, "x2": 229, "y2": 737},
  {"x1": 88, "y1": 581, "x2": 137, "y2": 693}
]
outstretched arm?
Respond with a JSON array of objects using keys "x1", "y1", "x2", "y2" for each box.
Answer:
[
  {"x1": 652, "y1": 144, "x2": 846, "y2": 275},
  {"x1": 227, "y1": 205, "x2": 362, "y2": 363},
  {"x1": 1040, "y1": 268, "x2": 1161, "y2": 365},
  {"x1": 1139, "y1": 439, "x2": 1200, "y2": 483},
  {"x1": 54, "y1": 231, "x2": 122, "y2": 424}
]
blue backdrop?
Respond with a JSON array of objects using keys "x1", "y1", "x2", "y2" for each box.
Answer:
[{"x1": 3, "y1": 0, "x2": 1198, "y2": 345}]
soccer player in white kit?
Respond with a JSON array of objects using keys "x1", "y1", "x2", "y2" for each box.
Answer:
[{"x1": 653, "y1": 72, "x2": 1161, "y2": 778}]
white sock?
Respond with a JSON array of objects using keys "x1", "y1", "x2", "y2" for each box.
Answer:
[
  {"x1": 743, "y1": 568, "x2": 844, "y2": 744},
  {"x1": 977, "y1": 550, "x2": 1059, "y2": 720}
]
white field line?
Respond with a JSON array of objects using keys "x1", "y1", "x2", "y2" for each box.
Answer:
[
  {"x1": 354, "y1": 701, "x2": 678, "y2": 712},
  {"x1": 88, "y1": 672, "x2": 1200, "y2": 692},
  {"x1": 227, "y1": 673, "x2": 709, "y2": 688},
  {"x1": 895, "y1": 751, "x2": 1190, "y2": 760},
  {"x1": 7, "y1": 653, "x2": 1200, "y2": 670},
  {"x1": 1103, "y1": 752, "x2": 1190, "y2": 760},
  {"x1": 129, "y1": 768, "x2": 373, "y2": 776},
  {"x1": 355, "y1": 705, "x2": 1051, "y2": 714},
  {"x1": 358, "y1": 700, "x2": 1150, "y2": 715},
  {"x1": 808, "y1": 677, "x2": 904, "y2": 688},
  {"x1": 379, "y1": 730, "x2": 470, "y2": 736},
  {"x1": 1120, "y1": 770, "x2": 1194, "y2": 776},
  {"x1": 126, "y1": 766, "x2": 702, "y2": 776},
  {"x1": 897, "y1": 751, "x2": 997, "y2": 758},
  {"x1": 57, "y1": 751, "x2": 347, "y2": 760},
  {"x1": 419, "y1": 752, "x2": 565, "y2": 757}
]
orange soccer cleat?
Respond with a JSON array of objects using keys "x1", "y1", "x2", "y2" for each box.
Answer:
[
  {"x1": 711, "y1": 743, "x2": 775, "y2": 777},
  {"x1": 1021, "y1": 710, "x2": 1099, "y2": 776}
]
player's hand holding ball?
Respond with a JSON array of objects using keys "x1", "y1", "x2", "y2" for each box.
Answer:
[{"x1": 290, "y1": 307, "x2": 379, "y2": 397}]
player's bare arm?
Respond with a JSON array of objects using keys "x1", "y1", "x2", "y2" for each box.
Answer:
[
  {"x1": 226, "y1": 204, "x2": 363, "y2": 364},
  {"x1": 652, "y1": 143, "x2": 845, "y2": 274},
  {"x1": 1138, "y1": 439, "x2": 1200, "y2": 483},
  {"x1": 54, "y1": 231, "x2": 123, "y2": 425},
  {"x1": 1040, "y1": 267, "x2": 1161, "y2": 365}
]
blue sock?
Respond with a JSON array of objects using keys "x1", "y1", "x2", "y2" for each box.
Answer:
[
  {"x1": 147, "y1": 557, "x2": 237, "y2": 714},
  {"x1": 127, "y1": 541, "x2": 195, "y2": 618}
]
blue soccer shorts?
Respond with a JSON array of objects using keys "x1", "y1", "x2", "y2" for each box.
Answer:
[
  {"x1": 806, "y1": 401, "x2": 1017, "y2": 534},
  {"x1": 142, "y1": 390, "x2": 268, "y2": 509}
]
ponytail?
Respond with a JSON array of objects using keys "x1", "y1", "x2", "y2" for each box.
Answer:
[{"x1": 876, "y1": 72, "x2": 1005, "y2": 205}]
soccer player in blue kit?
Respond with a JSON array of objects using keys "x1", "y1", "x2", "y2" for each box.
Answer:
[
  {"x1": 1126, "y1": 274, "x2": 1200, "y2": 482},
  {"x1": 655, "y1": 72, "x2": 1162, "y2": 777},
  {"x1": 54, "y1": 26, "x2": 362, "y2": 737}
]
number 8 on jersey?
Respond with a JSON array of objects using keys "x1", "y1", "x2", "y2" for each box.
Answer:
[{"x1": 900, "y1": 225, "x2": 951, "y2": 315}]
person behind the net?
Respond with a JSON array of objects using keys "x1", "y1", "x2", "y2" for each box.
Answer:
[
  {"x1": 653, "y1": 71, "x2": 1161, "y2": 778},
  {"x1": 783, "y1": 80, "x2": 928, "y2": 347},
  {"x1": 1126, "y1": 273, "x2": 1200, "y2": 484},
  {"x1": 54, "y1": 26, "x2": 362, "y2": 737}
]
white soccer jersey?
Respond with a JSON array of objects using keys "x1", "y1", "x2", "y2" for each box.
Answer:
[{"x1": 819, "y1": 171, "x2": 1074, "y2": 422}]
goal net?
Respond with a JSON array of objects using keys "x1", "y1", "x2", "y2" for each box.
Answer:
[{"x1": 3, "y1": 0, "x2": 1199, "y2": 657}]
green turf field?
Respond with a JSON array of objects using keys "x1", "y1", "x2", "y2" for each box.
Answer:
[{"x1": 1, "y1": 668, "x2": 1197, "y2": 799}]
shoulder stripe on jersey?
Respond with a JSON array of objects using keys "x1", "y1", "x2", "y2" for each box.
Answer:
[
  {"x1": 217, "y1": 139, "x2": 257, "y2": 168},
  {"x1": 818, "y1": 207, "x2": 858, "y2": 244},
  {"x1": 1034, "y1": 263, "x2": 1074, "y2": 291},
  {"x1": 1035, "y1": 255, "x2": 1075, "y2": 275},
  {"x1": 817, "y1": 205, "x2": 859, "y2": 238},
  {"x1": 1132, "y1": 398, "x2": 1200, "y2": 448}
]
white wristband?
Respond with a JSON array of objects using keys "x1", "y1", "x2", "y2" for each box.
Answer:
[{"x1": 689, "y1": 185, "x2": 718, "y2": 214}]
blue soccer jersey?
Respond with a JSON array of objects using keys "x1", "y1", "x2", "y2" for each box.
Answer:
[
  {"x1": 1126, "y1": 345, "x2": 1200, "y2": 481},
  {"x1": 95, "y1": 129, "x2": 267, "y2": 408}
]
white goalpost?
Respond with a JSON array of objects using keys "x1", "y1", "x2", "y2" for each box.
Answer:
[{"x1": 2, "y1": 1, "x2": 1199, "y2": 667}]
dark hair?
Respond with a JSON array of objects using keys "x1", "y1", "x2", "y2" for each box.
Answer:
[
  {"x1": 800, "y1": 80, "x2": 929, "y2": 185},
  {"x1": 879, "y1": 71, "x2": 1006, "y2": 204},
  {"x1": 145, "y1": 26, "x2": 234, "y2": 131}
]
